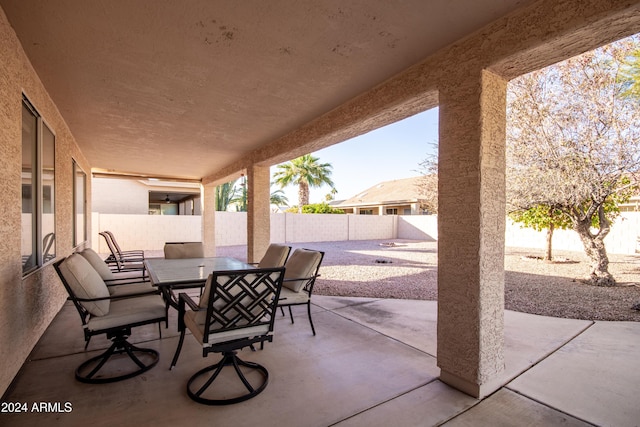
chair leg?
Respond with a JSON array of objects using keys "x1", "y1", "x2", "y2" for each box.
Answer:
[
  {"x1": 288, "y1": 306, "x2": 294, "y2": 324},
  {"x1": 170, "y1": 329, "x2": 186, "y2": 369},
  {"x1": 307, "y1": 302, "x2": 316, "y2": 336},
  {"x1": 76, "y1": 334, "x2": 159, "y2": 383},
  {"x1": 186, "y1": 351, "x2": 269, "y2": 405}
]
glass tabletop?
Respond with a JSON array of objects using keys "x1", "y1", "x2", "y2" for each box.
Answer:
[{"x1": 145, "y1": 257, "x2": 255, "y2": 287}]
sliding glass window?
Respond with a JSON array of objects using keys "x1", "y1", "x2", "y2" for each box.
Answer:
[{"x1": 21, "y1": 96, "x2": 56, "y2": 275}]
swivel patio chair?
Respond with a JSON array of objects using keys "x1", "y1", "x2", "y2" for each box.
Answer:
[
  {"x1": 170, "y1": 267, "x2": 285, "y2": 405},
  {"x1": 54, "y1": 253, "x2": 166, "y2": 383},
  {"x1": 277, "y1": 249, "x2": 324, "y2": 336}
]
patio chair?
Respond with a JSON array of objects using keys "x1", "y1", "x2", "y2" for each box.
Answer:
[
  {"x1": 54, "y1": 253, "x2": 166, "y2": 384},
  {"x1": 164, "y1": 242, "x2": 204, "y2": 259},
  {"x1": 99, "y1": 231, "x2": 145, "y2": 272},
  {"x1": 277, "y1": 249, "x2": 324, "y2": 336},
  {"x1": 79, "y1": 248, "x2": 156, "y2": 298},
  {"x1": 103, "y1": 230, "x2": 145, "y2": 258},
  {"x1": 170, "y1": 267, "x2": 285, "y2": 405},
  {"x1": 255, "y1": 243, "x2": 291, "y2": 268}
]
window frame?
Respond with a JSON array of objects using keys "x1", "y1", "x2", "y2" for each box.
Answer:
[
  {"x1": 21, "y1": 95, "x2": 56, "y2": 276},
  {"x1": 73, "y1": 160, "x2": 87, "y2": 247}
]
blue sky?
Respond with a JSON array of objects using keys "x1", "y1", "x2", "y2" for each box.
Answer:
[{"x1": 270, "y1": 107, "x2": 440, "y2": 206}]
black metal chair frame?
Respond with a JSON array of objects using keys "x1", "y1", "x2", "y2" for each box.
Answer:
[
  {"x1": 171, "y1": 267, "x2": 285, "y2": 405},
  {"x1": 54, "y1": 258, "x2": 165, "y2": 384},
  {"x1": 278, "y1": 250, "x2": 324, "y2": 336},
  {"x1": 99, "y1": 231, "x2": 145, "y2": 273}
]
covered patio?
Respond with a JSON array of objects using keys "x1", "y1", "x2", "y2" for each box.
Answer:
[
  {"x1": 3, "y1": 0, "x2": 640, "y2": 421},
  {"x1": 4, "y1": 296, "x2": 639, "y2": 425}
]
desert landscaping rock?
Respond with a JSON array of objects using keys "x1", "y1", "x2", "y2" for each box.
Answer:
[{"x1": 218, "y1": 239, "x2": 640, "y2": 321}]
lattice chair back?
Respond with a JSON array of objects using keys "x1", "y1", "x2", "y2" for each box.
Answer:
[{"x1": 198, "y1": 268, "x2": 284, "y2": 344}]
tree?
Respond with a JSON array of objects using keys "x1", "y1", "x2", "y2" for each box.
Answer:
[
  {"x1": 507, "y1": 36, "x2": 640, "y2": 286},
  {"x1": 619, "y1": 46, "x2": 640, "y2": 98},
  {"x1": 300, "y1": 202, "x2": 344, "y2": 214},
  {"x1": 508, "y1": 206, "x2": 573, "y2": 261},
  {"x1": 215, "y1": 181, "x2": 241, "y2": 211},
  {"x1": 325, "y1": 187, "x2": 338, "y2": 202},
  {"x1": 273, "y1": 154, "x2": 335, "y2": 212},
  {"x1": 270, "y1": 188, "x2": 289, "y2": 207},
  {"x1": 416, "y1": 152, "x2": 438, "y2": 214}
]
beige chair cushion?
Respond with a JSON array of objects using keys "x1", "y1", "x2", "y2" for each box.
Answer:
[
  {"x1": 283, "y1": 249, "x2": 322, "y2": 292},
  {"x1": 198, "y1": 275, "x2": 214, "y2": 310},
  {"x1": 58, "y1": 254, "x2": 110, "y2": 316},
  {"x1": 184, "y1": 310, "x2": 271, "y2": 346},
  {"x1": 108, "y1": 282, "x2": 156, "y2": 298},
  {"x1": 279, "y1": 287, "x2": 310, "y2": 304},
  {"x1": 79, "y1": 248, "x2": 115, "y2": 281},
  {"x1": 87, "y1": 294, "x2": 165, "y2": 332},
  {"x1": 258, "y1": 244, "x2": 290, "y2": 268},
  {"x1": 164, "y1": 242, "x2": 204, "y2": 259}
]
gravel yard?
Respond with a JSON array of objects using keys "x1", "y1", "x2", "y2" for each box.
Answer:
[{"x1": 218, "y1": 239, "x2": 640, "y2": 321}]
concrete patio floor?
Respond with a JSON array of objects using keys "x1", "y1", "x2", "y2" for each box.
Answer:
[{"x1": 2, "y1": 295, "x2": 639, "y2": 426}]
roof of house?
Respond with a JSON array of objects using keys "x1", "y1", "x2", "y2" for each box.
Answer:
[{"x1": 337, "y1": 177, "x2": 424, "y2": 207}]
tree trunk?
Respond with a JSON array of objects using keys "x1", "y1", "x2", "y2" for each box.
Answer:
[
  {"x1": 573, "y1": 207, "x2": 615, "y2": 286},
  {"x1": 298, "y1": 182, "x2": 309, "y2": 213},
  {"x1": 545, "y1": 222, "x2": 554, "y2": 261}
]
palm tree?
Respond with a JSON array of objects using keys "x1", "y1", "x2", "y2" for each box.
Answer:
[
  {"x1": 270, "y1": 189, "x2": 289, "y2": 207},
  {"x1": 215, "y1": 180, "x2": 241, "y2": 211},
  {"x1": 273, "y1": 154, "x2": 335, "y2": 211}
]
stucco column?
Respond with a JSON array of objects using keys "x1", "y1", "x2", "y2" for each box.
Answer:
[
  {"x1": 201, "y1": 183, "x2": 216, "y2": 257},
  {"x1": 246, "y1": 164, "x2": 271, "y2": 263},
  {"x1": 437, "y1": 69, "x2": 507, "y2": 398}
]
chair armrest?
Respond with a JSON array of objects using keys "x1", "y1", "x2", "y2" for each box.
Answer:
[
  {"x1": 176, "y1": 292, "x2": 202, "y2": 332},
  {"x1": 282, "y1": 273, "x2": 321, "y2": 283},
  {"x1": 178, "y1": 292, "x2": 201, "y2": 311},
  {"x1": 104, "y1": 277, "x2": 150, "y2": 286},
  {"x1": 72, "y1": 291, "x2": 157, "y2": 302}
]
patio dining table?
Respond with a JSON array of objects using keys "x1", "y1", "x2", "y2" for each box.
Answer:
[{"x1": 144, "y1": 257, "x2": 255, "y2": 310}]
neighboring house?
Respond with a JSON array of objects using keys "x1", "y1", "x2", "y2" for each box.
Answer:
[
  {"x1": 92, "y1": 177, "x2": 201, "y2": 215},
  {"x1": 337, "y1": 177, "x2": 429, "y2": 215},
  {"x1": 619, "y1": 194, "x2": 640, "y2": 212}
]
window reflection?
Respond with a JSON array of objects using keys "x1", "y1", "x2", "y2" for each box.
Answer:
[
  {"x1": 22, "y1": 102, "x2": 36, "y2": 273},
  {"x1": 73, "y1": 161, "x2": 86, "y2": 246},
  {"x1": 43, "y1": 124, "x2": 55, "y2": 262}
]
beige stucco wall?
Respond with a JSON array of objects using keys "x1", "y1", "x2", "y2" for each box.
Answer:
[
  {"x1": 398, "y1": 216, "x2": 438, "y2": 241},
  {"x1": 0, "y1": 8, "x2": 92, "y2": 396},
  {"x1": 90, "y1": 212, "x2": 640, "y2": 255},
  {"x1": 92, "y1": 213, "x2": 203, "y2": 253},
  {"x1": 92, "y1": 178, "x2": 150, "y2": 214}
]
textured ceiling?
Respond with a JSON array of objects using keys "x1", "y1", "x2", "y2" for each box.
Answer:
[{"x1": 1, "y1": 0, "x2": 535, "y2": 180}]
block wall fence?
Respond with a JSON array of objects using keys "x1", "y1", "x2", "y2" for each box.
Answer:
[{"x1": 91, "y1": 212, "x2": 640, "y2": 255}]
